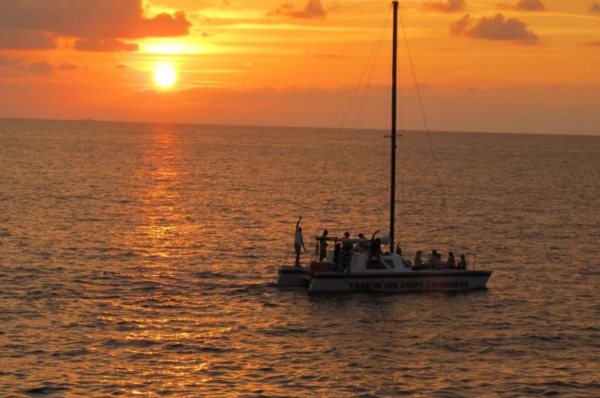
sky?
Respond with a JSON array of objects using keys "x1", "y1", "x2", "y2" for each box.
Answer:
[{"x1": 0, "y1": 0, "x2": 599, "y2": 135}]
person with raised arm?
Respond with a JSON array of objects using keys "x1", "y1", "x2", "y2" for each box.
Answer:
[
  {"x1": 294, "y1": 216, "x2": 307, "y2": 266},
  {"x1": 368, "y1": 230, "x2": 382, "y2": 264}
]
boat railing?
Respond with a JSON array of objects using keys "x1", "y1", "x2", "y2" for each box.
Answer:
[{"x1": 465, "y1": 253, "x2": 477, "y2": 270}]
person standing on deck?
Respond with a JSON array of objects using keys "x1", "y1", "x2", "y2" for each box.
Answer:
[
  {"x1": 317, "y1": 230, "x2": 332, "y2": 261},
  {"x1": 356, "y1": 233, "x2": 369, "y2": 251},
  {"x1": 457, "y1": 254, "x2": 467, "y2": 270},
  {"x1": 341, "y1": 231, "x2": 354, "y2": 253},
  {"x1": 368, "y1": 231, "x2": 382, "y2": 263},
  {"x1": 445, "y1": 252, "x2": 456, "y2": 269},
  {"x1": 413, "y1": 251, "x2": 423, "y2": 270},
  {"x1": 294, "y1": 216, "x2": 307, "y2": 266}
]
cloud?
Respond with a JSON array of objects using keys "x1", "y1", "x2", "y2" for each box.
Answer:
[
  {"x1": 591, "y1": 3, "x2": 600, "y2": 13},
  {"x1": 497, "y1": 0, "x2": 546, "y2": 11},
  {"x1": 74, "y1": 39, "x2": 139, "y2": 52},
  {"x1": 0, "y1": 56, "x2": 50, "y2": 75},
  {"x1": 0, "y1": 55, "x2": 23, "y2": 68},
  {"x1": 450, "y1": 14, "x2": 539, "y2": 44},
  {"x1": 0, "y1": 28, "x2": 57, "y2": 49},
  {"x1": 268, "y1": 0, "x2": 328, "y2": 19},
  {"x1": 423, "y1": 0, "x2": 467, "y2": 13},
  {"x1": 0, "y1": 55, "x2": 79, "y2": 75},
  {"x1": 305, "y1": 51, "x2": 346, "y2": 59},
  {"x1": 58, "y1": 63, "x2": 79, "y2": 71},
  {"x1": 586, "y1": 41, "x2": 600, "y2": 46},
  {"x1": 0, "y1": 0, "x2": 191, "y2": 40},
  {"x1": 27, "y1": 61, "x2": 54, "y2": 75}
]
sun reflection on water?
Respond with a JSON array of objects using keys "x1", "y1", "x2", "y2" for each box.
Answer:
[{"x1": 123, "y1": 126, "x2": 196, "y2": 260}]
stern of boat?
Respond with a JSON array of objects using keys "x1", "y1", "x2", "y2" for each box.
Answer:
[{"x1": 276, "y1": 266, "x2": 310, "y2": 287}]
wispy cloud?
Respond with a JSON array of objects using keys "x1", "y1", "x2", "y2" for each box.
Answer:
[
  {"x1": 423, "y1": 0, "x2": 467, "y2": 13},
  {"x1": 0, "y1": 55, "x2": 78, "y2": 75},
  {"x1": 0, "y1": 28, "x2": 56, "y2": 49},
  {"x1": 268, "y1": 0, "x2": 328, "y2": 19},
  {"x1": 497, "y1": 0, "x2": 546, "y2": 12},
  {"x1": 58, "y1": 63, "x2": 79, "y2": 71},
  {"x1": 305, "y1": 51, "x2": 346, "y2": 59},
  {"x1": 74, "y1": 39, "x2": 138, "y2": 52},
  {"x1": 591, "y1": 3, "x2": 600, "y2": 14},
  {"x1": 27, "y1": 61, "x2": 54, "y2": 75},
  {"x1": 450, "y1": 14, "x2": 540, "y2": 44}
]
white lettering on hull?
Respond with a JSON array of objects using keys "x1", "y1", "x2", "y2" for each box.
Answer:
[{"x1": 346, "y1": 280, "x2": 470, "y2": 291}]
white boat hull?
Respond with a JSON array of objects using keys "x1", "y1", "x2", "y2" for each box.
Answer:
[{"x1": 309, "y1": 270, "x2": 492, "y2": 293}]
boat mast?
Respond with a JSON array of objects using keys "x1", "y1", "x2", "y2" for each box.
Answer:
[{"x1": 390, "y1": 1, "x2": 398, "y2": 251}]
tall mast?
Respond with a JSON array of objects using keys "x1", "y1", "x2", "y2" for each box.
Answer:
[{"x1": 390, "y1": 1, "x2": 398, "y2": 251}]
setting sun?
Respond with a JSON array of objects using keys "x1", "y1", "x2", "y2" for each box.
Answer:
[{"x1": 153, "y1": 64, "x2": 177, "y2": 88}]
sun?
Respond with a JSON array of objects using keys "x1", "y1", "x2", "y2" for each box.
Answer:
[{"x1": 153, "y1": 64, "x2": 177, "y2": 88}]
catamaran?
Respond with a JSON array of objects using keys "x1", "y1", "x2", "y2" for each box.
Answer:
[{"x1": 276, "y1": 1, "x2": 492, "y2": 293}]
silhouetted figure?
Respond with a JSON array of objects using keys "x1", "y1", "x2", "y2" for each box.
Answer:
[
  {"x1": 294, "y1": 216, "x2": 307, "y2": 266},
  {"x1": 333, "y1": 242, "x2": 342, "y2": 266},
  {"x1": 395, "y1": 243, "x2": 402, "y2": 256},
  {"x1": 317, "y1": 229, "x2": 330, "y2": 261},
  {"x1": 368, "y1": 231, "x2": 382, "y2": 264},
  {"x1": 457, "y1": 254, "x2": 467, "y2": 270},
  {"x1": 338, "y1": 231, "x2": 351, "y2": 253},
  {"x1": 429, "y1": 250, "x2": 441, "y2": 270},
  {"x1": 413, "y1": 250, "x2": 423, "y2": 270},
  {"x1": 445, "y1": 252, "x2": 456, "y2": 269},
  {"x1": 395, "y1": 244, "x2": 411, "y2": 268},
  {"x1": 356, "y1": 233, "x2": 369, "y2": 251}
]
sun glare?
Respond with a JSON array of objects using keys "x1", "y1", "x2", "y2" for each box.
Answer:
[{"x1": 154, "y1": 64, "x2": 177, "y2": 88}]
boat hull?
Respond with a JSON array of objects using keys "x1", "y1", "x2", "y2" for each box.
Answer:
[
  {"x1": 276, "y1": 266, "x2": 310, "y2": 287},
  {"x1": 309, "y1": 270, "x2": 492, "y2": 293}
]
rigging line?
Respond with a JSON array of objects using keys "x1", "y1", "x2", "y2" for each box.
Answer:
[
  {"x1": 381, "y1": 37, "x2": 392, "y2": 236},
  {"x1": 375, "y1": 38, "x2": 391, "y2": 233},
  {"x1": 353, "y1": 13, "x2": 391, "y2": 230},
  {"x1": 397, "y1": 89, "x2": 406, "y2": 245},
  {"x1": 321, "y1": 4, "x2": 392, "y2": 175},
  {"x1": 398, "y1": 9, "x2": 457, "y2": 253},
  {"x1": 312, "y1": 5, "x2": 393, "y2": 233},
  {"x1": 351, "y1": 12, "x2": 390, "y2": 134}
]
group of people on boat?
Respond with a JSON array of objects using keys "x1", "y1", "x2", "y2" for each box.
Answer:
[
  {"x1": 316, "y1": 230, "x2": 380, "y2": 260},
  {"x1": 294, "y1": 217, "x2": 378, "y2": 266},
  {"x1": 410, "y1": 249, "x2": 467, "y2": 270},
  {"x1": 294, "y1": 216, "x2": 469, "y2": 270}
]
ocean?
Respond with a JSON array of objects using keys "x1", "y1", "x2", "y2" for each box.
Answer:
[{"x1": 0, "y1": 118, "x2": 599, "y2": 397}]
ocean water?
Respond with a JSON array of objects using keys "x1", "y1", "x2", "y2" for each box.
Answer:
[{"x1": 0, "y1": 118, "x2": 599, "y2": 398}]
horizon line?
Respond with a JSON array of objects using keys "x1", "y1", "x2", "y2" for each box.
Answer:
[{"x1": 0, "y1": 116, "x2": 598, "y2": 138}]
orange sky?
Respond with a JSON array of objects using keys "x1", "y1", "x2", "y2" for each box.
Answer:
[{"x1": 0, "y1": 0, "x2": 599, "y2": 134}]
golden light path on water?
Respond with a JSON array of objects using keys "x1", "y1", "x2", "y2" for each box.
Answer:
[{"x1": 109, "y1": 126, "x2": 258, "y2": 395}]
